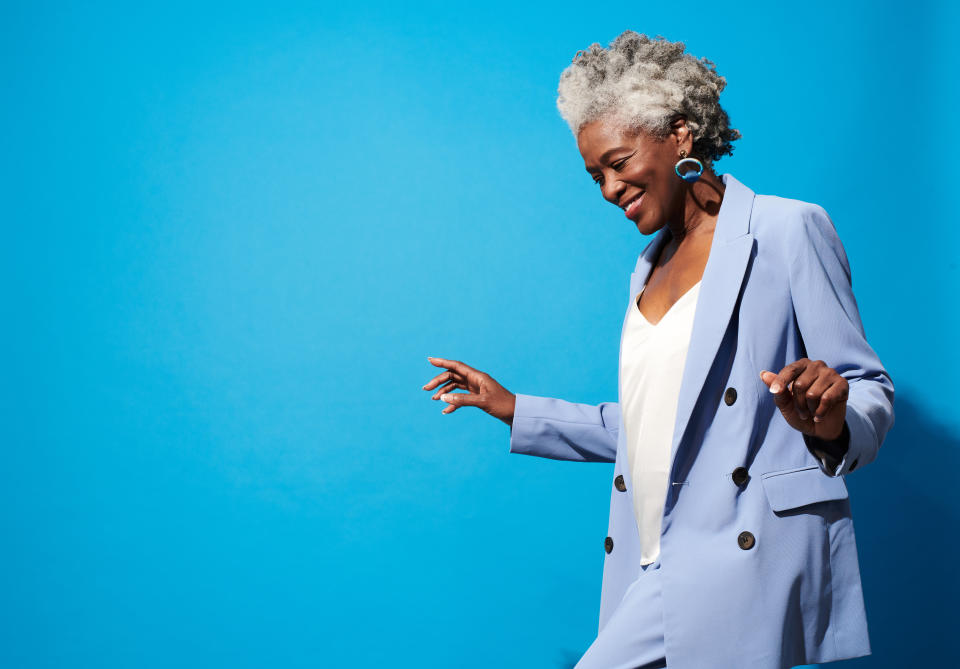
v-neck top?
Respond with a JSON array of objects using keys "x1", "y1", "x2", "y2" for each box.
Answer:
[{"x1": 620, "y1": 279, "x2": 702, "y2": 565}]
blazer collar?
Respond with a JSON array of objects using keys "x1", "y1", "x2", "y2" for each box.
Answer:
[
  {"x1": 625, "y1": 173, "x2": 757, "y2": 477},
  {"x1": 630, "y1": 173, "x2": 753, "y2": 286}
]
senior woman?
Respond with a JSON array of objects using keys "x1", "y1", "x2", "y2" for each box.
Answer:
[{"x1": 421, "y1": 31, "x2": 894, "y2": 669}]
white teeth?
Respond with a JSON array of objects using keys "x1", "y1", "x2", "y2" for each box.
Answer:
[{"x1": 624, "y1": 193, "x2": 644, "y2": 210}]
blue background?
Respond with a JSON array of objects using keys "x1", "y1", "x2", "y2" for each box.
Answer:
[{"x1": 3, "y1": 1, "x2": 957, "y2": 667}]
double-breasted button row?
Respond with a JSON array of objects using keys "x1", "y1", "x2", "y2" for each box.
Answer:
[
  {"x1": 604, "y1": 531, "x2": 755, "y2": 552},
  {"x1": 722, "y1": 386, "x2": 753, "y2": 551},
  {"x1": 614, "y1": 474, "x2": 626, "y2": 492}
]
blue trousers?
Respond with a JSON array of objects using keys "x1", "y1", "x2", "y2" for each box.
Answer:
[{"x1": 574, "y1": 559, "x2": 667, "y2": 669}]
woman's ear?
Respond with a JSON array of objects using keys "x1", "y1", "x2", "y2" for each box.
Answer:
[{"x1": 670, "y1": 116, "x2": 693, "y2": 152}]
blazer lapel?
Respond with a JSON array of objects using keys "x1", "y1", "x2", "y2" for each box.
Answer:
[
  {"x1": 629, "y1": 228, "x2": 671, "y2": 299},
  {"x1": 623, "y1": 173, "x2": 756, "y2": 476}
]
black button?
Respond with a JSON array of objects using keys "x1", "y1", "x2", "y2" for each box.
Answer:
[
  {"x1": 724, "y1": 387, "x2": 737, "y2": 405},
  {"x1": 604, "y1": 536, "x2": 614, "y2": 554},
  {"x1": 849, "y1": 458, "x2": 859, "y2": 472},
  {"x1": 614, "y1": 474, "x2": 626, "y2": 492},
  {"x1": 738, "y1": 531, "x2": 756, "y2": 550},
  {"x1": 732, "y1": 466, "x2": 750, "y2": 486}
]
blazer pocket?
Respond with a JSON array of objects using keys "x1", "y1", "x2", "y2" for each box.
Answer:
[{"x1": 760, "y1": 464, "x2": 849, "y2": 512}]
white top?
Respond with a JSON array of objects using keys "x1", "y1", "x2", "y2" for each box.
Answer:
[{"x1": 620, "y1": 279, "x2": 702, "y2": 565}]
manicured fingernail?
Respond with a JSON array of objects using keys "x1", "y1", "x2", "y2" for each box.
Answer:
[
  {"x1": 813, "y1": 415, "x2": 822, "y2": 423},
  {"x1": 770, "y1": 383, "x2": 781, "y2": 393}
]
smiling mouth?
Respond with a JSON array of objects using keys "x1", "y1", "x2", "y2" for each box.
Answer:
[{"x1": 623, "y1": 192, "x2": 645, "y2": 219}]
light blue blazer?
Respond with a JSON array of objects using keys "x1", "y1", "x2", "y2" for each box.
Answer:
[{"x1": 509, "y1": 173, "x2": 895, "y2": 669}]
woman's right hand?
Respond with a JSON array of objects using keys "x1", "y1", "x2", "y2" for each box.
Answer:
[{"x1": 422, "y1": 357, "x2": 516, "y2": 426}]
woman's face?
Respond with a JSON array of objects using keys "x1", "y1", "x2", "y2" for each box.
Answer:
[{"x1": 577, "y1": 117, "x2": 692, "y2": 235}]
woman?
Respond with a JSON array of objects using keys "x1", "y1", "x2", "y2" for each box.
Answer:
[{"x1": 421, "y1": 31, "x2": 894, "y2": 669}]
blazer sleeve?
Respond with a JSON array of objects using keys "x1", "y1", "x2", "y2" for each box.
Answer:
[
  {"x1": 787, "y1": 203, "x2": 895, "y2": 477},
  {"x1": 508, "y1": 393, "x2": 619, "y2": 463}
]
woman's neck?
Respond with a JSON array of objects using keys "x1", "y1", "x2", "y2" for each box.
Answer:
[{"x1": 666, "y1": 170, "x2": 725, "y2": 244}]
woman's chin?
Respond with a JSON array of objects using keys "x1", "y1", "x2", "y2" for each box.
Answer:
[{"x1": 633, "y1": 217, "x2": 658, "y2": 236}]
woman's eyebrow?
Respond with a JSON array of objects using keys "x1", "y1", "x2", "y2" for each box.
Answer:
[{"x1": 585, "y1": 147, "x2": 630, "y2": 172}]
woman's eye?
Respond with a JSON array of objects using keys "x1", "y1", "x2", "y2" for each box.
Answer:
[{"x1": 613, "y1": 159, "x2": 628, "y2": 170}]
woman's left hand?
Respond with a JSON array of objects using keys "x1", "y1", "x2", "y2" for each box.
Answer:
[{"x1": 759, "y1": 359, "x2": 848, "y2": 441}]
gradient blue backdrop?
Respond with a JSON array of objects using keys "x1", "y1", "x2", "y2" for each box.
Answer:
[{"x1": 3, "y1": 2, "x2": 957, "y2": 667}]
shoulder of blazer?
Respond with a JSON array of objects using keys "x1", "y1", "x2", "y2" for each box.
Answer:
[{"x1": 749, "y1": 193, "x2": 835, "y2": 261}]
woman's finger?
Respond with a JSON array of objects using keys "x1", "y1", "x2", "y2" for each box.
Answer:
[
  {"x1": 803, "y1": 372, "x2": 834, "y2": 419},
  {"x1": 440, "y1": 391, "x2": 481, "y2": 414},
  {"x1": 770, "y1": 360, "x2": 806, "y2": 395},
  {"x1": 422, "y1": 369, "x2": 459, "y2": 391},
  {"x1": 432, "y1": 380, "x2": 464, "y2": 400},
  {"x1": 762, "y1": 369, "x2": 798, "y2": 416},
  {"x1": 428, "y1": 357, "x2": 475, "y2": 378},
  {"x1": 761, "y1": 364, "x2": 809, "y2": 433},
  {"x1": 812, "y1": 377, "x2": 848, "y2": 423},
  {"x1": 759, "y1": 370, "x2": 795, "y2": 415},
  {"x1": 790, "y1": 363, "x2": 821, "y2": 421},
  {"x1": 769, "y1": 379, "x2": 797, "y2": 415}
]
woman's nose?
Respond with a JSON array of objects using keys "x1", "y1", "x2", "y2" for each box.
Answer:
[{"x1": 602, "y1": 179, "x2": 625, "y2": 205}]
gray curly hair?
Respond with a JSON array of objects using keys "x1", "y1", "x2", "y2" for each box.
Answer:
[{"x1": 556, "y1": 31, "x2": 741, "y2": 166}]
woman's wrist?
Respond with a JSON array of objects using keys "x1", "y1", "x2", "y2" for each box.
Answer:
[{"x1": 803, "y1": 420, "x2": 850, "y2": 468}]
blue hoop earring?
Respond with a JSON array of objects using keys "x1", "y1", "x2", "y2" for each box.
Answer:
[{"x1": 674, "y1": 152, "x2": 704, "y2": 183}]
